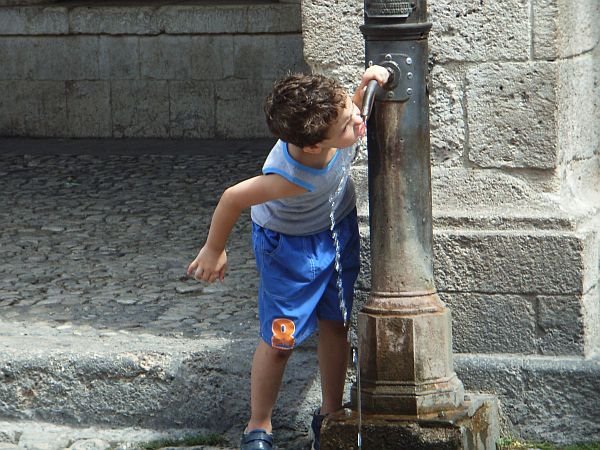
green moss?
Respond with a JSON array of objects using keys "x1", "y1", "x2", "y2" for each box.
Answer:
[{"x1": 136, "y1": 433, "x2": 229, "y2": 450}]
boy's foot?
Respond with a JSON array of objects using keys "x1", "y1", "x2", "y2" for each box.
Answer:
[
  {"x1": 240, "y1": 428, "x2": 274, "y2": 450},
  {"x1": 309, "y1": 408, "x2": 327, "y2": 450}
]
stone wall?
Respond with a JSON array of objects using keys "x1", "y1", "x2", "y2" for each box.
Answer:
[
  {"x1": 0, "y1": 1, "x2": 306, "y2": 138},
  {"x1": 302, "y1": 0, "x2": 599, "y2": 444}
]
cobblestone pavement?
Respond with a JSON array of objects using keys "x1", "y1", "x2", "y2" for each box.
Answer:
[
  {"x1": 0, "y1": 139, "x2": 272, "y2": 343},
  {"x1": 0, "y1": 138, "x2": 322, "y2": 450}
]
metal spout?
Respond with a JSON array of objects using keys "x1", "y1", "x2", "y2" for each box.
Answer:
[
  {"x1": 361, "y1": 67, "x2": 395, "y2": 121},
  {"x1": 361, "y1": 79, "x2": 379, "y2": 121}
]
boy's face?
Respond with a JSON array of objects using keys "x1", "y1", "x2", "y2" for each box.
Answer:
[{"x1": 318, "y1": 96, "x2": 365, "y2": 150}]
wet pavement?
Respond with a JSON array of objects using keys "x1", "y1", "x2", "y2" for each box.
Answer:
[{"x1": 0, "y1": 138, "x2": 272, "y2": 342}]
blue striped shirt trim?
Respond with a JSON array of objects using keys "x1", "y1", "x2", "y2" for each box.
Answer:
[
  {"x1": 282, "y1": 142, "x2": 340, "y2": 175},
  {"x1": 263, "y1": 167, "x2": 314, "y2": 192}
]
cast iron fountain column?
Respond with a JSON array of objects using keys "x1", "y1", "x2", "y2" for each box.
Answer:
[
  {"x1": 320, "y1": 3, "x2": 501, "y2": 447},
  {"x1": 357, "y1": 0, "x2": 465, "y2": 416}
]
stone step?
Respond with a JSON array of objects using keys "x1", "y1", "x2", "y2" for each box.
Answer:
[
  {"x1": 454, "y1": 353, "x2": 600, "y2": 445},
  {"x1": 0, "y1": 322, "x2": 322, "y2": 450},
  {"x1": 0, "y1": 419, "x2": 237, "y2": 450},
  {"x1": 4, "y1": 323, "x2": 599, "y2": 447}
]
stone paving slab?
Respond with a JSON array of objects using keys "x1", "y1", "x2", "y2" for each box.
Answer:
[
  {"x1": 0, "y1": 138, "x2": 272, "y2": 340},
  {"x1": 0, "y1": 419, "x2": 238, "y2": 450}
]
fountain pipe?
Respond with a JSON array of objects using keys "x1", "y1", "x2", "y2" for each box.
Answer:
[
  {"x1": 360, "y1": 67, "x2": 394, "y2": 120},
  {"x1": 361, "y1": 80, "x2": 380, "y2": 120},
  {"x1": 355, "y1": 0, "x2": 465, "y2": 415}
]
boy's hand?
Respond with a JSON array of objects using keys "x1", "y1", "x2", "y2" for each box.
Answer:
[
  {"x1": 187, "y1": 245, "x2": 227, "y2": 283},
  {"x1": 353, "y1": 65, "x2": 392, "y2": 106},
  {"x1": 361, "y1": 65, "x2": 391, "y2": 88}
]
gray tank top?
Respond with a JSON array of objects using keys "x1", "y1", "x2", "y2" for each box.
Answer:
[{"x1": 251, "y1": 140, "x2": 356, "y2": 235}]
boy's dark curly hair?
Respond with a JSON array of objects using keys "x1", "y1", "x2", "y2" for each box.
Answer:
[{"x1": 264, "y1": 73, "x2": 348, "y2": 148}]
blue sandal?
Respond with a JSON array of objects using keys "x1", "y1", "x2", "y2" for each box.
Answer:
[
  {"x1": 310, "y1": 409, "x2": 327, "y2": 450},
  {"x1": 240, "y1": 428, "x2": 274, "y2": 450}
]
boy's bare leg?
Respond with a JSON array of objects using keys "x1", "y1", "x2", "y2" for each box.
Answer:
[
  {"x1": 246, "y1": 340, "x2": 293, "y2": 433},
  {"x1": 318, "y1": 319, "x2": 350, "y2": 414}
]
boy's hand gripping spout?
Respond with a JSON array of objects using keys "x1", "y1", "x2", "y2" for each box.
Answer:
[
  {"x1": 187, "y1": 245, "x2": 227, "y2": 283},
  {"x1": 353, "y1": 65, "x2": 392, "y2": 112}
]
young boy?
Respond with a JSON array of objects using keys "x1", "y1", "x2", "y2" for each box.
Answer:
[{"x1": 187, "y1": 66, "x2": 389, "y2": 450}]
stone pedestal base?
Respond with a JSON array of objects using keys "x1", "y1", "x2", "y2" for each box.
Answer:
[
  {"x1": 357, "y1": 296, "x2": 465, "y2": 415},
  {"x1": 320, "y1": 394, "x2": 499, "y2": 450}
]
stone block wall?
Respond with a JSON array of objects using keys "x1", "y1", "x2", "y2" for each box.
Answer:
[
  {"x1": 429, "y1": 0, "x2": 600, "y2": 365},
  {"x1": 303, "y1": 0, "x2": 600, "y2": 443},
  {"x1": 0, "y1": 1, "x2": 306, "y2": 138}
]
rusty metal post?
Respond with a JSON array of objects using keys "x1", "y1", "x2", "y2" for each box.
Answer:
[
  {"x1": 320, "y1": 4, "x2": 501, "y2": 447},
  {"x1": 356, "y1": 0, "x2": 465, "y2": 415}
]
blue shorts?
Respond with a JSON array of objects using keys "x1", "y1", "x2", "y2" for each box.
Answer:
[{"x1": 252, "y1": 209, "x2": 360, "y2": 350}]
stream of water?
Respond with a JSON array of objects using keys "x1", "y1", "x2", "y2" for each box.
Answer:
[{"x1": 328, "y1": 126, "x2": 367, "y2": 449}]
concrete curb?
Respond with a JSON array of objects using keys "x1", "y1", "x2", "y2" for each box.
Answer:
[
  {"x1": 455, "y1": 353, "x2": 600, "y2": 444},
  {"x1": 0, "y1": 322, "x2": 322, "y2": 450},
  {"x1": 0, "y1": 419, "x2": 237, "y2": 450}
]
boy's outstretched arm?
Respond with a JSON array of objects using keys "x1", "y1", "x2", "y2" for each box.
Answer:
[
  {"x1": 187, "y1": 174, "x2": 306, "y2": 283},
  {"x1": 352, "y1": 65, "x2": 391, "y2": 108}
]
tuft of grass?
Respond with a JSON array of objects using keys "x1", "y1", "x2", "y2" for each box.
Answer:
[
  {"x1": 497, "y1": 437, "x2": 551, "y2": 449},
  {"x1": 136, "y1": 433, "x2": 228, "y2": 450}
]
